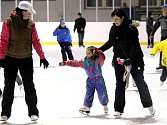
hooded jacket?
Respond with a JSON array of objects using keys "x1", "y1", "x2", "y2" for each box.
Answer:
[
  {"x1": 64, "y1": 50, "x2": 105, "y2": 79},
  {"x1": 99, "y1": 20, "x2": 144, "y2": 67},
  {"x1": 53, "y1": 25, "x2": 72, "y2": 43}
]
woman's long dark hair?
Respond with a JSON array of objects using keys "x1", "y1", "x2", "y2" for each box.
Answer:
[
  {"x1": 15, "y1": 7, "x2": 27, "y2": 19},
  {"x1": 111, "y1": 9, "x2": 129, "y2": 26},
  {"x1": 15, "y1": 7, "x2": 29, "y2": 28}
]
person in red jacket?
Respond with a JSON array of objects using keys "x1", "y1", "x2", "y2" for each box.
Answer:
[{"x1": 0, "y1": 1, "x2": 49, "y2": 122}]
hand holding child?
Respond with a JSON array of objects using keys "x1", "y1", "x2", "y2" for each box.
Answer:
[{"x1": 93, "y1": 48, "x2": 100, "y2": 59}]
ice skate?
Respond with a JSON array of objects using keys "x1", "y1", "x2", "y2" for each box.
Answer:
[
  {"x1": 19, "y1": 84, "x2": 25, "y2": 95},
  {"x1": 103, "y1": 105, "x2": 108, "y2": 114},
  {"x1": 114, "y1": 111, "x2": 122, "y2": 118},
  {"x1": 79, "y1": 106, "x2": 90, "y2": 115},
  {"x1": 148, "y1": 106, "x2": 155, "y2": 115},
  {"x1": 0, "y1": 89, "x2": 2, "y2": 98},
  {"x1": 0, "y1": 116, "x2": 8, "y2": 122},
  {"x1": 156, "y1": 65, "x2": 162, "y2": 70},
  {"x1": 31, "y1": 115, "x2": 38, "y2": 121},
  {"x1": 16, "y1": 75, "x2": 23, "y2": 86},
  {"x1": 160, "y1": 81, "x2": 164, "y2": 86}
]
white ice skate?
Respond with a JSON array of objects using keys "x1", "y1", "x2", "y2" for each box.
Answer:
[
  {"x1": 0, "y1": 116, "x2": 8, "y2": 122},
  {"x1": 103, "y1": 105, "x2": 108, "y2": 114},
  {"x1": 160, "y1": 81, "x2": 164, "y2": 86},
  {"x1": 79, "y1": 106, "x2": 90, "y2": 115},
  {"x1": 148, "y1": 106, "x2": 155, "y2": 115},
  {"x1": 16, "y1": 75, "x2": 23, "y2": 86},
  {"x1": 31, "y1": 115, "x2": 38, "y2": 121},
  {"x1": 19, "y1": 84, "x2": 25, "y2": 95},
  {"x1": 114, "y1": 111, "x2": 122, "y2": 118}
]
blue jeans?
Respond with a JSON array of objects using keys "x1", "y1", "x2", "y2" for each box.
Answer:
[{"x1": 78, "y1": 33, "x2": 84, "y2": 46}]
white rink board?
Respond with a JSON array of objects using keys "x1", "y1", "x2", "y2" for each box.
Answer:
[{"x1": 0, "y1": 22, "x2": 161, "y2": 43}]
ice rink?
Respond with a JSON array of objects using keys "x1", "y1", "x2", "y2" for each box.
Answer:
[{"x1": 0, "y1": 45, "x2": 167, "y2": 125}]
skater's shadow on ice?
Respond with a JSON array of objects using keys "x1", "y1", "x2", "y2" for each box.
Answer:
[
  {"x1": 126, "y1": 89, "x2": 138, "y2": 93},
  {"x1": 83, "y1": 114, "x2": 111, "y2": 119},
  {"x1": 121, "y1": 115, "x2": 158, "y2": 125},
  {"x1": 61, "y1": 114, "x2": 111, "y2": 120},
  {"x1": 0, "y1": 121, "x2": 37, "y2": 125}
]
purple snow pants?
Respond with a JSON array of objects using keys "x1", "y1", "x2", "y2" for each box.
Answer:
[{"x1": 83, "y1": 76, "x2": 109, "y2": 108}]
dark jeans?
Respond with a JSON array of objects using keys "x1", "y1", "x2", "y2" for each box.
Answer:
[
  {"x1": 1, "y1": 56, "x2": 39, "y2": 118},
  {"x1": 114, "y1": 62, "x2": 153, "y2": 113},
  {"x1": 147, "y1": 31, "x2": 154, "y2": 46},
  {"x1": 58, "y1": 42, "x2": 74, "y2": 61},
  {"x1": 78, "y1": 33, "x2": 84, "y2": 46}
]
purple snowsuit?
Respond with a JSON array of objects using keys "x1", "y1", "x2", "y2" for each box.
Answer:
[{"x1": 66, "y1": 50, "x2": 109, "y2": 108}]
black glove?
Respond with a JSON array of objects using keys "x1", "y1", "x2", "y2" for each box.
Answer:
[
  {"x1": 40, "y1": 58, "x2": 49, "y2": 69},
  {"x1": 0, "y1": 59, "x2": 5, "y2": 68},
  {"x1": 123, "y1": 59, "x2": 131, "y2": 66},
  {"x1": 69, "y1": 43, "x2": 73, "y2": 47}
]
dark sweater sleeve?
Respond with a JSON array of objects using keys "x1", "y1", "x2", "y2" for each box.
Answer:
[
  {"x1": 99, "y1": 28, "x2": 113, "y2": 52},
  {"x1": 128, "y1": 27, "x2": 140, "y2": 60},
  {"x1": 74, "y1": 20, "x2": 77, "y2": 31},
  {"x1": 151, "y1": 16, "x2": 160, "y2": 36}
]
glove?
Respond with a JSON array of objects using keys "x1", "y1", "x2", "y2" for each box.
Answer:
[
  {"x1": 69, "y1": 43, "x2": 73, "y2": 47},
  {"x1": 92, "y1": 48, "x2": 100, "y2": 59},
  {"x1": 40, "y1": 58, "x2": 49, "y2": 69},
  {"x1": 0, "y1": 59, "x2": 5, "y2": 68},
  {"x1": 59, "y1": 61, "x2": 66, "y2": 66},
  {"x1": 150, "y1": 54, "x2": 154, "y2": 58},
  {"x1": 123, "y1": 59, "x2": 131, "y2": 66}
]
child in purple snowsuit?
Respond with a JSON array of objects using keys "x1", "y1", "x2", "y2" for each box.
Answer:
[{"x1": 59, "y1": 46, "x2": 109, "y2": 114}]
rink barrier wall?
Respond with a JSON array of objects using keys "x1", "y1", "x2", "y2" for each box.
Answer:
[{"x1": 0, "y1": 22, "x2": 161, "y2": 45}]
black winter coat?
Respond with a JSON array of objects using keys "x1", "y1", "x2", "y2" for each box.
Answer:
[
  {"x1": 99, "y1": 20, "x2": 145, "y2": 67},
  {"x1": 146, "y1": 16, "x2": 154, "y2": 33},
  {"x1": 74, "y1": 17, "x2": 86, "y2": 33}
]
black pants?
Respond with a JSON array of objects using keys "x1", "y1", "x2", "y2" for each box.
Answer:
[
  {"x1": 58, "y1": 42, "x2": 74, "y2": 61},
  {"x1": 160, "y1": 66, "x2": 167, "y2": 82},
  {"x1": 159, "y1": 37, "x2": 167, "y2": 66},
  {"x1": 78, "y1": 33, "x2": 84, "y2": 46},
  {"x1": 114, "y1": 62, "x2": 153, "y2": 113},
  {"x1": 1, "y1": 56, "x2": 39, "y2": 118}
]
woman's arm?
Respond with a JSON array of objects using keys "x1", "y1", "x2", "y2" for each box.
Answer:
[
  {"x1": 0, "y1": 20, "x2": 10, "y2": 59},
  {"x1": 99, "y1": 27, "x2": 113, "y2": 52}
]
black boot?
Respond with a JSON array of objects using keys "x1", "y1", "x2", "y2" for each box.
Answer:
[
  {"x1": 0, "y1": 89, "x2": 2, "y2": 97},
  {"x1": 156, "y1": 65, "x2": 162, "y2": 70}
]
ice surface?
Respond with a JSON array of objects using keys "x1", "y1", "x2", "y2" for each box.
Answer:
[{"x1": 0, "y1": 45, "x2": 166, "y2": 125}]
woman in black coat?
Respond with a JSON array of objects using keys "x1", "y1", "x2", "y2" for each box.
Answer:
[{"x1": 99, "y1": 9, "x2": 155, "y2": 118}]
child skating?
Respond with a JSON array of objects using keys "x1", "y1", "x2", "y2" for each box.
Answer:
[{"x1": 59, "y1": 46, "x2": 109, "y2": 115}]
